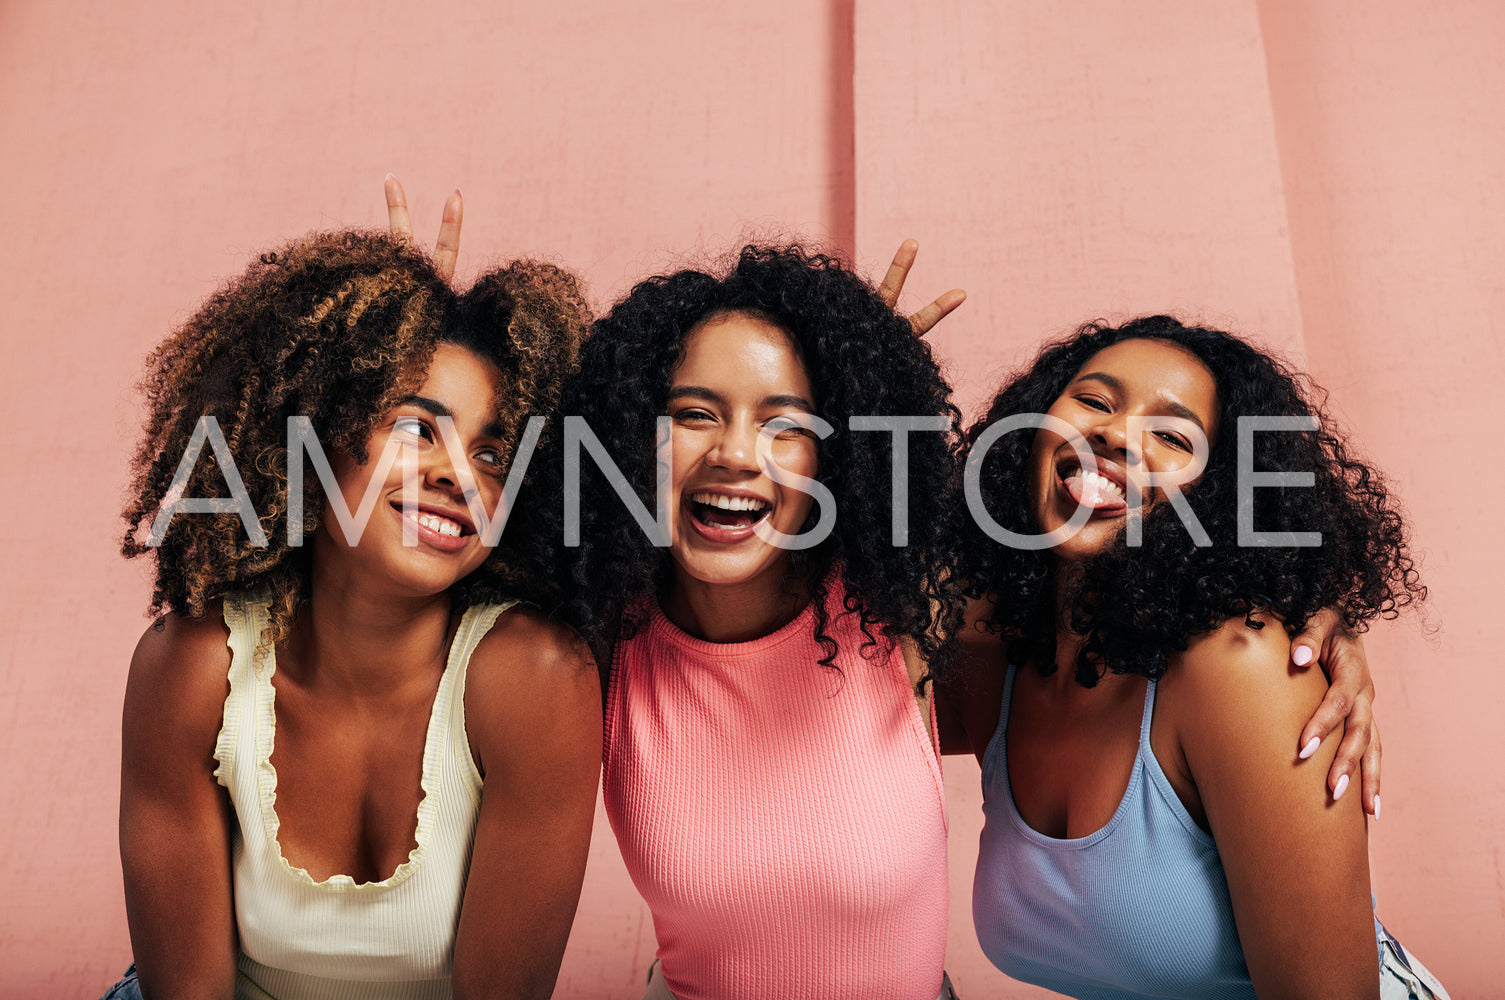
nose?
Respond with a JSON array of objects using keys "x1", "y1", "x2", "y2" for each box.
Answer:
[
  {"x1": 419, "y1": 446, "x2": 466, "y2": 497},
  {"x1": 1089, "y1": 414, "x2": 1139, "y2": 466},
  {"x1": 707, "y1": 417, "x2": 760, "y2": 474},
  {"x1": 416, "y1": 449, "x2": 490, "y2": 522}
]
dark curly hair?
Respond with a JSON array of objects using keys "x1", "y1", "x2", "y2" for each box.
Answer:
[
  {"x1": 963, "y1": 314, "x2": 1425, "y2": 686},
  {"x1": 122, "y1": 230, "x2": 589, "y2": 641},
  {"x1": 521, "y1": 243, "x2": 967, "y2": 684}
]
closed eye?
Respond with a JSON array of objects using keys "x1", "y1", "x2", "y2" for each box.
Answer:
[
  {"x1": 764, "y1": 413, "x2": 818, "y2": 440},
  {"x1": 1155, "y1": 430, "x2": 1190, "y2": 451},
  {"x1": 1075, "y1": 395, "x2": 1111, "y2": 412}
]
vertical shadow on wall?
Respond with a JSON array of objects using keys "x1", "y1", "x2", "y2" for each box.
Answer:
[
  {"x1": 826, "y1": 0, "x2": 857, "y2": 258},
  {"x1": 1251, "y1": 0, "x2": 1318, "y2": 364}
]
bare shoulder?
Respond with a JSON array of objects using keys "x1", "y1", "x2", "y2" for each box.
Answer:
[
  {"x1": 1174, "y1": 613, "x2": 1323, "y2": 698},
  {"x1": 1162, "y1": 612, "x2": 1329, "y2": 757},
  {"x1": 939, "y1": 594, "x2": 1009, "y2": 759},
  {"x1": 1161, "y1": 618, "x2": 1376, "y2": 997},
  {"x1": 469, "y1": 604, "x2": 597, "y2": 690},
  {"x1": 125, "y1": 605, "x2": 233, "y2": 733},
  {"x1": 121, "y1": 604, "x2": 236, "y2": 805},
  {"x1": 119, "y1": 604, "x2": 240, "y2": 998},
  {"x1": 464, "y1": 605, "x2": 601, "y2": 772}
]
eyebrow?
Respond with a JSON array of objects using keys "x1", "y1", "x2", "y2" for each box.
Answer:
[
  {"x1": 668, "y1": 385, "x2": 816, "y2": 412},
  {"x1": 1073, "y1": 372, "x2": 1207, "y2": 429},
  {"x1": 397, "y1": 395, "x2": 505, "y2": 439}
]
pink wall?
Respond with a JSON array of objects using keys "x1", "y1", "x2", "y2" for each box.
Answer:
[
  {"x1": 1, "y1": 1, "x2": 1499, "y2": 996},
  {"x1": 1257, "y1": 0, "x2": 1505, "y2": 982},
  {"x1": 852, "y1": 7, "x2": 1313, "y2": 991}
]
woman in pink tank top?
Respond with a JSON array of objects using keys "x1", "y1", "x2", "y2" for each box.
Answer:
[{"x1": 520, "y1": 243, "x2": 969, "y2": 1000}]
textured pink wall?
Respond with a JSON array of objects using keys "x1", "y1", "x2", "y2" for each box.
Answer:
[
  {"x1": 1257, "y1": 0, "x2": 1505, "y2": 984},
  {"x1": 854, "y1": 4, "x2": 1311, "y2": 993},
  {"x1": 1, "y1": 1, "x2": 1499, "y2": 997}
]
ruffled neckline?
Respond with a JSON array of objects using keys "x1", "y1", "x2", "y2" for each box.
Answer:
[{"x1": 223, "y1": 593, "x2": 480, "y2": 892}]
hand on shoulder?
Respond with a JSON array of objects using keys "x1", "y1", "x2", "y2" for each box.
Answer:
[{"x1": 1166, "y1": 612, "x2": 1335, "y2": 770}]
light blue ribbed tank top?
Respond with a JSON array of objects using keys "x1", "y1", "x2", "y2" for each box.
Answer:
[{"x1": 972, "y1": 664, "x2": 1257, "y2": 1000}]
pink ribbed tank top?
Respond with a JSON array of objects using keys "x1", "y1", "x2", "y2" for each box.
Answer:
[{"x1": 603, "y1": 582, "x2": 949, "y2": 1000}]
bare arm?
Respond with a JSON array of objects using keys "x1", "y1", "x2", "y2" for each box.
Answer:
[
  {"x1": 935, "y1": 595, "x2": 1007, "y2": 759},
  {"x1": 1163, "y1": 618, "x2": 1377, "y2": 1000},
  {"x1": 119, "y1": 615, "x2": 238, "y2": 1000},
  {"x1": 452, "y1": 609, "x2": 603, "y2": 1000}
]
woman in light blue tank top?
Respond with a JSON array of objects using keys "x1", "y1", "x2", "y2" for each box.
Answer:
[{"x1": 947, "y1": 316, "x2": 1447, "y2": 999}]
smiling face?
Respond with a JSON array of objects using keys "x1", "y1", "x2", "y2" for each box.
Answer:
[
  {"x1": 1028, "y1": 337, "x2": 1219, "y2": 564},
  {"x1": 665, "y1": 311, "x2": 819, "y2": 597},
  {"x1": 316, "y1": 342, "x2": 507, "y2": 597}
]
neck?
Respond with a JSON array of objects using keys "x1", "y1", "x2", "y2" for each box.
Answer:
[
  {"x1": 288, "y1": 554, "x2": 457, "y2": 699},
  {"x1": 661, "y1": 564, "x2": 813, "y2": 643},
  {"x1": 1048, "y1": 560, "x2": 1090, "y2": 690}
]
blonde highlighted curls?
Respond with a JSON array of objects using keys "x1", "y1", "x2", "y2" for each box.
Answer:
[
  {"x1": 447, "y1": 258, "x2": 591, "y2": 471},
  {"x1": 122, "y1": 230, "x2": 590, "y2": 643},
  {"x1": 446, "y1": 258, "x2": 592, "y2": 604}
]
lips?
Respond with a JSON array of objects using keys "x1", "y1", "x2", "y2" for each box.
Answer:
[{"x1": 390, "y1": 500, "x2": 476, "y2": 553}]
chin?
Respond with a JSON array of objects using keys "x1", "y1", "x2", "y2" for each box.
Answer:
[
  {"x1": 671, "y1": 546, "x2": 788, "y2": 591},
  {"x1": 1037, "y1": 512, "x2": 1128, "y2": 563},
  {"x1": 378, "y1": 552, "x2": 485, "y2": 599}
]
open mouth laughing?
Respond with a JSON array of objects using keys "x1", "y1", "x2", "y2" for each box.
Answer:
[
  {"x1": 686, "y1": 490, "x2": 773, "y2": 541},
  {"x1": 1056, "y1": 455, "x2": 1132, "y2": 514}
]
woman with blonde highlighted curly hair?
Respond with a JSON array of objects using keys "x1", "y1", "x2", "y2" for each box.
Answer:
[{"x1": 109, "y1": 227, "x2": 600, "y2": 1000}]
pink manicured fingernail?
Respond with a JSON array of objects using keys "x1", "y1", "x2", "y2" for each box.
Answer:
[
  {"x1": 1372, "y1": 795, "x2": 1381, "y2": 820},
  {"x1": 1298, "y1": 736, "x2": 1321, "y2": 759},
  {"x1": 1333, "y1": 774, "x2": 1350, "y2": 801},
  {"x1": 1292, "y1": 645, "x2": 1314, "y2": 666}
]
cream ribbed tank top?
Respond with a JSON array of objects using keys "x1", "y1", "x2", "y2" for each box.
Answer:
[{"x1": 213, "y1": 592, "x2": 511, "y2": 1000}]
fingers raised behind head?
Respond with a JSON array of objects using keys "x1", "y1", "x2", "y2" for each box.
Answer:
[
  {"x1": 432, "y1": 189, "x2": 463, "y2": 283},
  {"x1": 385, "y1": 173, "x2": 415, "y2": 245},
  {"x1": 877, "y1": 239, "x2": 920, "y2": 309},
  {"x1": 907, "y1": 287, "x2": 967, "y2": 337}
]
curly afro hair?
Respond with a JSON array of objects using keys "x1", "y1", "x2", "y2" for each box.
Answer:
[
  {"x1": 521, "y1": 243, "x2": 967, "y2": 684},
  {"x1": 963, "y1": 314, "x2": 1425, "y2": 686},
  {"x1": 122, "y1": 229, "x2": 589, "y2": 642}
]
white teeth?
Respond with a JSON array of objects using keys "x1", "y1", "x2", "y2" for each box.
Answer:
[
  {"x1": 690, "y1": 492, "x2": 769, "y2": 512},
  {"x1": 1065, "y1": 468, "x2": 1126, "y2": 499},
  {"x1": 412, "y1": 512, "x2": 463, "y2": 537}
]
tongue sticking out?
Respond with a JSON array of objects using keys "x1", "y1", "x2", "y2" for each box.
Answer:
[{"x1": 1064, "y1": 473, "x2": 1126, "y2": 511}]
